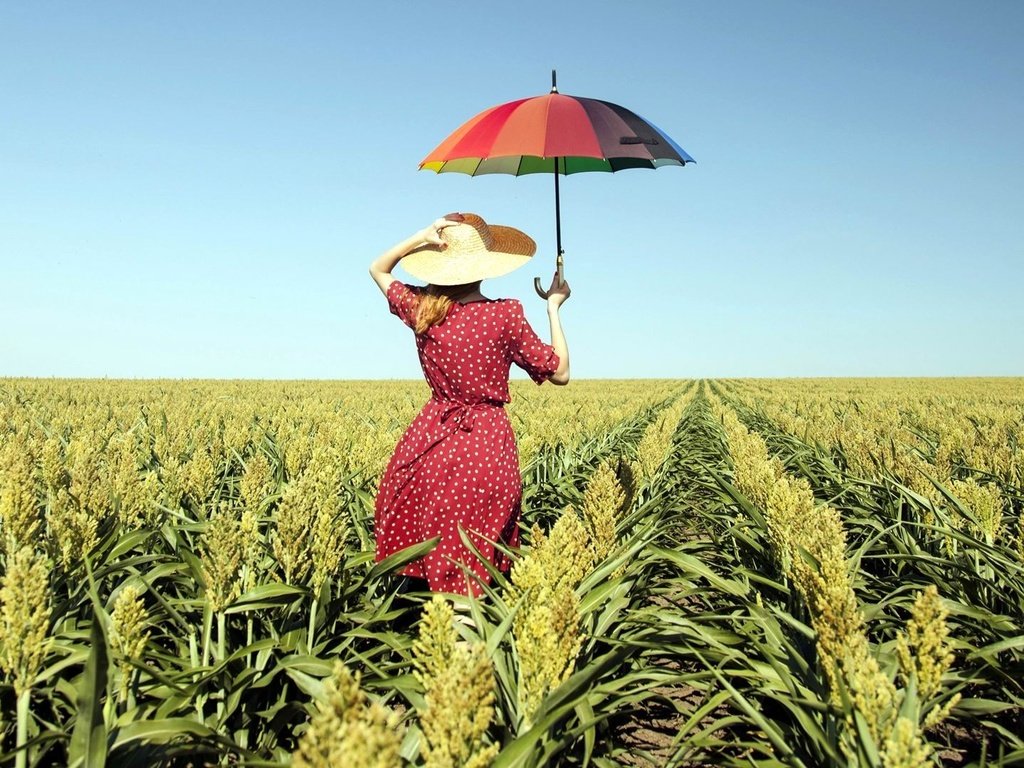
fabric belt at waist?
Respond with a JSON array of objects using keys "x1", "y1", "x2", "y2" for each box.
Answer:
[{"x1": 430, "y1": 397, "x2": 504, "y2": 433}]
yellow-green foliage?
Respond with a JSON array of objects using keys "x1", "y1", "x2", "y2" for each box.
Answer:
[
  {"x1": 0, "y1": 432, "x2": 41, "y2": 554},
  {"x1": 111, "y1": 584, "x2": 150, "y2": 693},
  {"x1": 632, "y1": 390, "x2": 692, "y2": 484},
  {"x1": 950, "y1": 478, "x2": 1004, "y2": 544},
  {"x1": 508, "y1": 382, "x2": 681, "y2": 470},
  {"x1": 239, "y1": 451, "x2": 276, "y2": 512},
  {"x1": 39, "y1": 435, "x2": 68, "y2": 495},
  {"x1": 106, "y1": 431, "x2": 156, "y2": 530},
  {"x1": 579, "y1": 461, "x2": 626, "y2": 562},
  {"x1": 272, "y1": 473, "x2": 314, "y2": 585},
  {"x1": 238, "y1": 506, "x2": 262, "y2": 593},
  {"x1": 270, "y1": 454, "x2": 350, "y2": 592},
  {"x1": 0, "y1": 547, "x2": 51, "y2": 696},
  {"x1": 412, "y1": 596, "x2": 498, "y2": 768},
  {"x1": 727, "y1": 377, "x2": 1023, "y2": 546},
  {"x1": 506, "y1": 511, "x2": 595, "y2": 727},
  {"x1": 67, "y1": 430, "x2": 111, "y2": 524},
  {"x1": 1016, "y1": 512, "x2": 1024, "y2": 563},
  {"x1": 292, "y1": 661, "x2": 403, "y2": 768},
  {"x1": 896, "y1": 585, "x2": 960, "y2": 728},
  {"x1": 307, "y1": 448, "x2": 349, "y2": 595},
  {"x1": 712, "y1": 393, "x2": 959, "y2": 763},
  {"x1": 46, "y1": 487, "x2": 98, "y2": 572},
  {"x1": 717, "y1": 401, "x2": 865, "y2": 697},
  {"x1": 839, "y1": 635, "x2": 897, "y2": 748},
  {"x1": 511, "y1": 579, "x2": 581, "y2": 728},
  {"x1": 200, "y1": 503, "x2": 244, "y2": 613},
  {"x1": 509, "y1": 513, "x2": 594, "y2": 600},
  {"x1": 0, "y1": 377, "x2": 1007, "y2": 765},
  {"x1": 881, "y1": 716, "x2": 931, "y2": 768}
]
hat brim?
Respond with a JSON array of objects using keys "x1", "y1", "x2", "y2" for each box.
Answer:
[{"x1": 399, "y1": 224, "x2": 536, "y2": 286}]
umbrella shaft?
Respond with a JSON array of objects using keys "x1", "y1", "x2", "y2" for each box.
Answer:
[{"x1": 553, "y1": 158, "x2": 563, "y2": 256}]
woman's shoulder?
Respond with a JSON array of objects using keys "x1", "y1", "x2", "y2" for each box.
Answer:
[
  {"x1": 390, "y1": 279, "x2": 425, "y2": 298},
  {"x1": 483, "y1": 297, "x2": 522, "y2": 317},
  {"x1": 460, "y1": 296, "x2": 515, "y2": 308},
  {"x1": 504, "y1": 297, "x2": 525, "y2": 312},
  {"x1": 496, "y1": 299, "x2": 528, "y2": 328}
]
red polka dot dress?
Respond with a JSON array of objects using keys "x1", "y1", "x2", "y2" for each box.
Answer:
[{"x1": 374, "y1": 280, "x2": 561, "y2": 597}]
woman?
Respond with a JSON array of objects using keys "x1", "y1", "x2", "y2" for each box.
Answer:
[{"x1": 368, "y1": 212, "x2": 570, "y2": 597}]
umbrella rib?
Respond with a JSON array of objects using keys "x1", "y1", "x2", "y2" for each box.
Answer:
[{"x1": 541, "y1": 94, "x2": 554, "y2": 165}]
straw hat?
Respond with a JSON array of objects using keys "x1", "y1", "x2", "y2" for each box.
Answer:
[{"x1": 400, "y1": 213, "x2": 536, "y2": 286}]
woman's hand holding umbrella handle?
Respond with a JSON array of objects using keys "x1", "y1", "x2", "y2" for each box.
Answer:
[
  {"x1": 545, "y1": 270, "x2": 570, "y2": 308},
  {"x1": 534, "y1": 257, "x2": 567, "y2": 300}
]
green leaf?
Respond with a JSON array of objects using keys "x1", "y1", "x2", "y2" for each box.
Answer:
[
  {"x1": 109, "y1": 718, "x2": 220, "y2": 750},
  {"x1": 223, "y1": 583, "x2": 308, "y2": 614},
  {"x1": 67, "y1": 617, "x2": 109, "y2": 768},
  {"x1": 576, "y1": 698, "x2": 596, "y2": 766},
  {"x1": 363, "y1": 537, "x2": 441, "y2": 582}
]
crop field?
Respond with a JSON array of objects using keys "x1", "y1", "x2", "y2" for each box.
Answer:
[{"x1": 0, "y1": 377, "x2": 1022, "y2": 767}]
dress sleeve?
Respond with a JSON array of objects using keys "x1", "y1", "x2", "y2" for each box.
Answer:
[
  {"x1": 508, "y1": 301, "x2": 560, "y2": 385},
  {"x1": 386, "y1": 280, "x2": 420, "y2": 330}
]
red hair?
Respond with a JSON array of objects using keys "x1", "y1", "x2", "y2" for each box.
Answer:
[{"x1": 413, "y1": 282, "x2": 481, "y2": 334}]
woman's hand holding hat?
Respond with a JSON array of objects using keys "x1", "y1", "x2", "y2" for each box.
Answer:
[
  {"x1": 401, "y1": 212, "x2": 536, "y2": 286},
  {"x1": 420, "y1": 213, "x2": 465, "y2": 249}
]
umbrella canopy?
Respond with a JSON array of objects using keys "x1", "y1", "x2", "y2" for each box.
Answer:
[
  {"x1": 420, "y1": 93, "x2": 693, "y2": 175},
  {"x1": 419, "y1": 72, "x2": 694, "y2": 296}
]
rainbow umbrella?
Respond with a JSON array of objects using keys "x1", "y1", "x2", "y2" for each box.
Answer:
[{"x1": 420, "y1": 71, "x2": 694, "y2": 297}]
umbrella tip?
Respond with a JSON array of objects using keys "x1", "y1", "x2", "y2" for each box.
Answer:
[{"x1": 550, "y1": 69, "x2": 558, "y2": 93}]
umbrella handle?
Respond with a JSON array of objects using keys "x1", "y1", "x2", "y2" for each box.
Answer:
[{"x1": 533, "y1": 253, "x2": 565, "y2": 299}]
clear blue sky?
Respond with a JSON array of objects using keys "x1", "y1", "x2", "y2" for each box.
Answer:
[{"x1": 2, "y1": 1, "x2": 1021, "y2": 379}]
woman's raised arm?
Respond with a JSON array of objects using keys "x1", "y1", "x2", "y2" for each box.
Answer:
[
  {"x1": 544, "y1": 272, "x2": 571, "y2": 385},
  {"x1": 368, "y1": 213, "x2": 464, "y2": 295}
]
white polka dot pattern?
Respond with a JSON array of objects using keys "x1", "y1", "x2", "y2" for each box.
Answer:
[{"x1": 374, "y1": 280, "x2": 561, "y2": 596}]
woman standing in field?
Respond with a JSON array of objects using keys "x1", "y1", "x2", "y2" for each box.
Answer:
[{"x1": 369, "y1": 212, "x2": 571, "y2": 597}]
